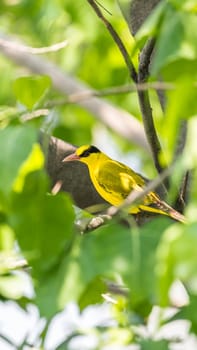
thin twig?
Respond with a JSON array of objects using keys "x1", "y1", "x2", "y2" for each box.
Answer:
[
  {"x1": 51, "y1": 180, "x2": 63, "y2": 194},
  {"x1": 173, "y1": 120, "x2": 190, "y2": 209},
  {"x1": 45, "y1": 81, "x2": 174, "y2": 107},
  {"x1": 175, "y1": 170, "x2": 191, "y2": 213},
  {"x1": 138, "y1": 39, "x2": 155, "y2": 81},
  {"x1": 21, "y1": 108, "x2": 49, "y2": 121},
  {"x1": 106, "y1": 281, "x2": 129, "y2": 296},
  {"x1": 138, "y1": 89, "x2": 164, "y2": 173},
  {"x1": 87, "y1": 0, "x2": 137, "y2": 82},
  {"x1": 137, "y1": 39, "x2": 165, "y2": 176},
  {"x1": 0, "y1": 37, "x2": 68, "y2": 54},
  {"x1": 95, "y1": 0, "x2": 112, "y2": 15}
]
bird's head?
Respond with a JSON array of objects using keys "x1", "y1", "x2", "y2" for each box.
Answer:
[{"x1": 63, "y1": 145, "x2": 101, "y2": 165}]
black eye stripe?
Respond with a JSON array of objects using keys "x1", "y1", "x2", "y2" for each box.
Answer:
[
  {"x1": 80, "y1": 150, "x2": 90, "y2": 157},
  {"x1": 80, "y1": 145, "x2": 100, "y2": 157}
]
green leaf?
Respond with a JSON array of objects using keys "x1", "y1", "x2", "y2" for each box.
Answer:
[
  {"x1": 161, "y1": 77, "x2": 197, "y2": 163},
  {"x1": 157, "y1": 222, "x2": 197, "y2": 305},
  {"x1": 140, "y1": 339, "x2": 169, "y2": 350},
  {"x1": 152, "y1": 8, "x2": 184, "y2": 75},
  {"x1": 161, "y1": 58, "x2": 197, "y2": 82},
  {"x1": 117, "y1": 0, "x2": 133, "y2": 33},
  {"x1": 35, "y1": 218, "x2": 170, "y2": 319},
  {"x1": 169, "y1": 0, "x2": 197, "y2": 13},
  {"x1": 183, "y1": 116, "x2": 197, "y2": 169},
  {"x1": 0, "y1": 224, "x2": 14, "y2": 251},
  {"x1": 0, "y1": 125, "x2": 38, "y2": 195},
  {"x1": 135, "y1": 1, "x2": 167, "y2": 49},
  {"x1": 13, "y1": 75, "x2": 51, "y2": 109},
  {"x1": 79, "y1": 218, "x2": 171, "y2": 314},
  {"x1": 35, "y1": 238, "x2": 83, "y2": 319},
  {"x1": 35, "y1": 267, "x2": 67, "y2": 319},
  {"x1": 0, "y1": 106, "x2": 18, "y2": 128},
  {"x1": 10, "y1": 171, "x2": 75, "y2": 274},
  {"x1": 152, "y1": 8, "x2": 197, "y2": 75},
  {"x1": 13, "y1": 143, "x2": 44, "y2": 193},
  {"x1": 78, "y1": 276, "x2": 107, "y2": 310},
  {"x1": 35, "y1": 253, "x2": 106, "y2": 318},
  {"x1": 79, "y1": 223, "x2": 133, "y2": 283},
  {"x1": 127, "y1": 218, "x2": 171, "y2": 313},
  {"x1": 174, "y1": 293, "x2": 197, "y2": 334}
]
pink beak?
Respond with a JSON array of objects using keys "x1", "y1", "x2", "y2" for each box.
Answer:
[{"x1": 62, "y1": 152, "x2": 80, "y2": 162}]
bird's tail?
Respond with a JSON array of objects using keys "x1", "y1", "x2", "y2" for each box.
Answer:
[
  {"x1": 155, "y1": 199, "x2": 186, "y2": 223},
  {"x1": 139, "y1": 196, "x2": 186, "y2": 223}
]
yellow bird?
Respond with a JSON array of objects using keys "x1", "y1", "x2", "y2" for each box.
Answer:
[{"x1": 63, "y1": 145, "x2": 185, "y2": 223}]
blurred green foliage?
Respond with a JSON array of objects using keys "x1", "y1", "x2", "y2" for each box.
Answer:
[
  {"x1": 0, "y1": 0, "x2": 197, "y2": 349},
  {"x1": 0, "y1": 0, "x2": 139, "y2": 147}
]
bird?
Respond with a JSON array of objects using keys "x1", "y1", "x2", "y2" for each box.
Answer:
[{"x1": 63, "y1": 145, "x2": 186, "y2": 223}]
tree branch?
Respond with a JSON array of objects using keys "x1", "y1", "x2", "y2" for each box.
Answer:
[
  {"x1": 0, "y1": 33, "x2": 148, "y2": 151},
  {"x1": 130, "y1": 0, "x2": 161, "y2": 35},
  {"x1": 40, "y1": 133, "x2": 108, "y2": 210},
  {"x1": 137, "y1": 39, "x2": 165, "y2": 175},
  {"x1": 0, "y1": 36, "x2": 68, "y2": 54}
]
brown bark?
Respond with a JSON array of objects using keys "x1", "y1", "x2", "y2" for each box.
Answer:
[
  {"x1": 41, "y1": 133, "x2": 107, "y2": 209},
  {"x1": 130, "y1": 0, "x2": 161, "y2": 35}
]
